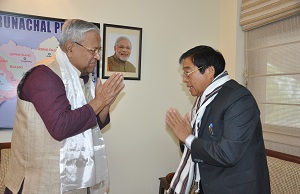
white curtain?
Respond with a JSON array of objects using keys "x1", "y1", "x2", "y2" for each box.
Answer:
[{"x1": 244, "y1": 12, "x2": 300, "y2": 157}]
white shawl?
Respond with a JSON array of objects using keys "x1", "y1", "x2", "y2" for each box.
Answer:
[{"x1": 56, "y1": 47, "x2": 109, "y2": 194}]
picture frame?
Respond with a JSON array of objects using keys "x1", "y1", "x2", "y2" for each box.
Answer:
[{"x1": 101, "y1": 23, "x2": 142, "y2": 80}]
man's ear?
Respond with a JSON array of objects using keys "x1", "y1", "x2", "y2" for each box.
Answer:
[
  {"x1": 64, "y1": 40, "x2": 74, "y2": 56},
  {"x1": 207, "y1": 66, "x2": 215, "y2": 79}
]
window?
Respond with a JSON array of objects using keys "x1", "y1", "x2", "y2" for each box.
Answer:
[{"x1": 245, "y1": 13, "x2": 300, "y2": 157}]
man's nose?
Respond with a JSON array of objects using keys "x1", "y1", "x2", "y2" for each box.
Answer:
[{"x1": 94, "y1": 53, "x2": 101, "y2": 60}]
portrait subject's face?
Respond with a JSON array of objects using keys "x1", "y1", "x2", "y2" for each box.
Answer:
[{"x1": 114, "y1": 39, "x2": 132, "y2": 61}]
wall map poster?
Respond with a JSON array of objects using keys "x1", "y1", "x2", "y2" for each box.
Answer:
[{"x1": 0, "y1": 11, "x2": 64, "y2": 128}]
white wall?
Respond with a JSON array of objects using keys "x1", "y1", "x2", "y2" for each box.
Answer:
[
  {"x1": 220, "y1": 0, "x2": 245, "y2": 84},
  {"x1": 0, "y1": 0, "x2": 244, "y2": 193}
]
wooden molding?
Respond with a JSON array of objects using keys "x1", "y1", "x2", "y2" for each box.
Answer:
[
  {"x1": 0, "y1": 142, "x2": 11, "y2": 150},
  {"x1": 266, "y1": 149, "x2": 300, "y2": 164},
  {"x1": 0, "y1": 142, "x2": 11, "y2": 162}
]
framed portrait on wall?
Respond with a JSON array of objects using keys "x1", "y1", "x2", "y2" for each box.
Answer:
[{"x1": 102, "y1": 23, "x2": 142, "y2": 80}]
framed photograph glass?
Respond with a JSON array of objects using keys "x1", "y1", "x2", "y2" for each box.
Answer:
[{"x1": 102, "y1": 23, "x2": 142, "y2": 80}]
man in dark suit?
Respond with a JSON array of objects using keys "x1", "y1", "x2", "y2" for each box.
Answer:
[{"x1": 166, "y1": 45, "x2": 270, "y2": 194}]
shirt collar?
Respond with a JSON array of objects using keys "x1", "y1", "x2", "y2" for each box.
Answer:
[{"x1": 74, "y1": 67, "x2": 89, "y2": 84}]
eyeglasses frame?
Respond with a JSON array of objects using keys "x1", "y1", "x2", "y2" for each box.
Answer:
[
  {"x1": 74, "y1": 42, "x2": 102, "y2": 56},
  {"x1": 182, "y1": 66, "x2": 203, "y2": 78}
]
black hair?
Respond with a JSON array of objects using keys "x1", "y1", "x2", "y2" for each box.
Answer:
[{"x1": 179, "y1": 45, "x2": 225, "y2": 77}]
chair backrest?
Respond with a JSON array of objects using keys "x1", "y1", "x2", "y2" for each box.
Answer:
[
  {"x1": 266, "y1": 149, "x2": 300, "y2": 194},
  {"x1": 159, "y1": 149, "x2": 300, "y2": 194},
  {"x1": 0, "y1": 142, "x2": 11, "y2": 194}
]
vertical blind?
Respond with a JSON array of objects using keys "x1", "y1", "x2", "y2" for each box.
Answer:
[
  {"x1": 244, "y1": 13, "x2": 300, "y2": 156},
  {"x1": 240, "y1": 0, "x2": 300, "y2": 31}
]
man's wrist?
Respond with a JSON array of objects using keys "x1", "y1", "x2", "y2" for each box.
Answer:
[{"x1": 185, "y1": 134, "x2": 195, "y2": 149}]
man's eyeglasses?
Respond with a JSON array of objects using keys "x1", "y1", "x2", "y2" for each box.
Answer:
[
  {"x1": 181, "y1": 67, "x2": 203, "y2": 78},
  {"x1": 74, "y1": 42, "x2": 102, "y2": 56}
]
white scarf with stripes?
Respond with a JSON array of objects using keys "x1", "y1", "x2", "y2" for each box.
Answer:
[{"x1": 168, "y1": 71, "x2": 230, "y2": 194}]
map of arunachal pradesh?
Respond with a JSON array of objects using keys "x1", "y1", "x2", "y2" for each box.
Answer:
[{"x1": 0, "y1": 11, "x2": 64, "y2": 128}]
